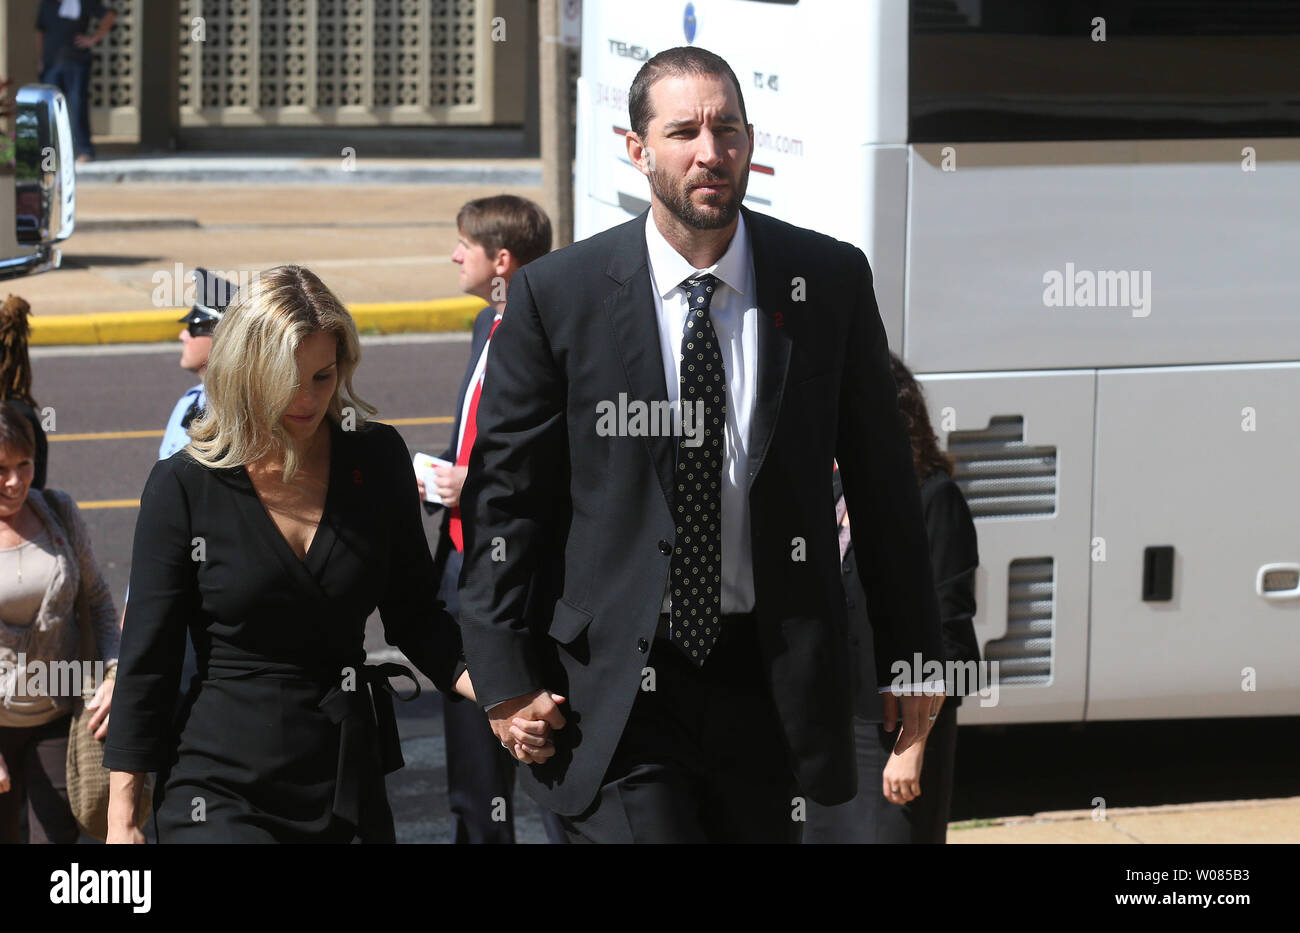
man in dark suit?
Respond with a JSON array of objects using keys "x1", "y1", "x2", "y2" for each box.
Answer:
[
  {"x1": 457, "y1": 47, "x2": 947, "y2": 843},
  {"x1": 418, "y1": 195, "x2": 564, "y2": 843}
]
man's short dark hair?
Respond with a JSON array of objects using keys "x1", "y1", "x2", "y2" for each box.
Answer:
[
  {"x1": 456, "y1": 195, "x2": 553, "y2": 267},
  {"x1": 628, "y1": 46, "x2": 749, "y2": 142}
]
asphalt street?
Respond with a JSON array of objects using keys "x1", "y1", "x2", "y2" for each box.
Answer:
[{"x1": 29, "y1": 332, "x2": 1300, "y2": 845}]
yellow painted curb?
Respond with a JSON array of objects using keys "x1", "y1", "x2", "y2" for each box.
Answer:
[{"x1": 30, "y1": 297, "x2": 484, "y2": 346}]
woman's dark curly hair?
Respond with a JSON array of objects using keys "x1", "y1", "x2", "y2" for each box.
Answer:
[
  {"x1": 0, "y1": 295, "x2": 37, "y2": 406},
  {"x1": 890, "y1": 353, "x2": 953, "y2": 485}
]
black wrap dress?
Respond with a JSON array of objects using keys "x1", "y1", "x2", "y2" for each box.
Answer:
[{"x1": 104, "y1": 418, "x2": 466, "y2": 842}]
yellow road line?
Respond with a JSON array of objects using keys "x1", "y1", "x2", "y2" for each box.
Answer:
[
  {"x1": 78, "y1": 499, "x2": 142, "y2": 510},
  {"x1": 51, "y1": 430, "x2": 164, "y2": 442},
  {"x1": 49, "y1": 416, "x2": 452, "y2": 442},
  {"x1": 31, "y1": 297, "x2": 483, "y2": 346},
  {"x1": 381, "y1": 416, "x2": 454, "y2": 426}
]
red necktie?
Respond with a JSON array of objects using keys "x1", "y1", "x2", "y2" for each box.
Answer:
[{"x1": 449, "y1": 317, "x2": 500, "y2": 552}]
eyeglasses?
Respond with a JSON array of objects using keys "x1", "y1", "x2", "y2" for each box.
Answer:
[{"x1": 186, "y1": 320, "x2": 216, "y2": 338}]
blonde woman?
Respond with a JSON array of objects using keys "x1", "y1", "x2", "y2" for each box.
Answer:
[{"x1": 103, "y1": 266, "x2": 536, "y2": 843}]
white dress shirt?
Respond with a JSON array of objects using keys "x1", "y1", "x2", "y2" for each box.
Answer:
[
  {"x1": 644, "y1": 210, "x2": 758, "y2": 616},
  {"x1": 644, "y1": 212, "x2": 944, "y2": 697},
  {"x1": 455, "y1": 310, "x2": 502, "y2": 458}
]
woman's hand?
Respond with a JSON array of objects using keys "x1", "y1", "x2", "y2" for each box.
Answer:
[
  {"x1": 86, "y1": 677, "x2": 115, "y2": 740},
  {"x1": 882, "y1": 732, "x2": 925, "y2": 805},
  {"x1": 454, "y1": 669, "x2": 476, "y2": 702},
  {"x1": 0, "y1": 750, "x2": 10, "y2": 794}
]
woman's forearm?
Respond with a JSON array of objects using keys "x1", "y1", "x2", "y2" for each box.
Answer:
[{"x1": 108, "y1": 770, "x2": 147, "y2": 828}]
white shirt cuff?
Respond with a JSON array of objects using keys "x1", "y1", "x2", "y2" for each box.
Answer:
[{"x1": 878, "y1": 681, "x2": 946, "y2": 695}]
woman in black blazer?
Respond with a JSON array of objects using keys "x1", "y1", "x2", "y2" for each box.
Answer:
[
  {"x1": 804, "y1": 354, "x2": 980, "y2": 844},
  {"x1": 103, "y1": 266, "x2": 551, "y2": 843}
]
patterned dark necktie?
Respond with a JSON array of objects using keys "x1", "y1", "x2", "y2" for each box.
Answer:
[{"x1": 668, "y1": 273, "x2": 726, "y2": 666}]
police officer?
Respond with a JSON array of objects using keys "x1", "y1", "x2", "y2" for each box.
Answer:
[
  {"x1": 122, "y1": 268, "x2": 238, "y2": 672},
  {"x1": 159, "y1": 268, "x2": 238, "y2": 460}
]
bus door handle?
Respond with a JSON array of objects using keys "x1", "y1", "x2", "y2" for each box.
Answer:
[{"x1": 1256, "y1": 563, "x2": 1300, "y2": 600}]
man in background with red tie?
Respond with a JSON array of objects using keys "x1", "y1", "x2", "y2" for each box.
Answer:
[{"x1": 417, "y1": 195, "x2": 560, "y2": 843}]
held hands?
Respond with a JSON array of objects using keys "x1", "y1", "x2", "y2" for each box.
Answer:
[
  {"x1": 882, "y1": 690, "x2": 944, "y2": 755},
  {"x1": 882, "y1": 734, "x2": 925, "y2": 805},
  {"x1": 488, "y1": 689, "x2": 567, "y2": 765}
]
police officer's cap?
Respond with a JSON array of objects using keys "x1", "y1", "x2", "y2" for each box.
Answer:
[{"x1": 177, "y1": 267, "x2": 240, "y2": 327}]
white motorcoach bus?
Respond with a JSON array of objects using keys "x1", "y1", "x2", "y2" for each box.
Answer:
[{"x1": 574, "y1": 0, "x2": 1300, "y2": 725}]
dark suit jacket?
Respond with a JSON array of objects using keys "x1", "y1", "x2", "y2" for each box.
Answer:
[
  {"x1": 457, "y1": 206, "x2": 945, "y2": 815},
  {"x1": 837, "y1": 467, "x2": 980, "y2": 721},
  {"x1": 427, "y1": 305, "x2": 496, "y2": 589}
]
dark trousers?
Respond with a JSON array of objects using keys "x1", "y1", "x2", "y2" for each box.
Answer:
[
  {"x1": 0, "y1": 713, "x2": 80, "y2": 844},
  {"x1": 802, "y1": 701, "x2": 959, "y2": 844},
  {"x1": 440, "y1": 548, "x2": 568, "y2": 844},
  {"x1": 561, "y1": 615, "x2": 799, "y2": 843},
  {"x1": 42, "y1": 59, "x2": 95, "y2": 157}
]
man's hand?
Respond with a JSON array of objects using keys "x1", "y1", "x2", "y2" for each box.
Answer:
[
  {"x1": 432, "y1": 463, "x2": 468, "y2": 509},
  {"x1": 488, "y1": 689, "x2": 566, "y2": 764},
  {"x1": 74, "y1": 33, "x2": 98, "y2": 49},
  {"x1": 882, "y1": 690, "x2": 944, "y2": 755}
]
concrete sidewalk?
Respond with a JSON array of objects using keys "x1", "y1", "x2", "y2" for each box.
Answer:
[
  {"x1": 947, "y1": 796, "x2": 1300, "y2": 843},
  {"x1": 75, "y1": 153, "x2": 543, "y2": 187},
  {"x1": 15, "y1": 157, "x2": 549, "y2": 343}
]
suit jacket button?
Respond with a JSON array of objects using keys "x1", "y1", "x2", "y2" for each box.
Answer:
[
  {"x1": 637, "y1": 638, "x2": 649, "y2": 653},
  {"x1": 658, "y1": 540, "x2": 671, "y2": 555}
]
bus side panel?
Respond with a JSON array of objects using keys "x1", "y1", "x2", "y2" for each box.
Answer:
[
  {"x1": 1088, "y1": 364, "x2": 1300, "y2": 720},
  {"x1": 918, "y1": 371, "x2": 1094, "y2": 725},
  {"x1": 864, "y1": 145, "x2": 908, "y2": 353},
  {"x1": 904, "y1": 141, "x2": 1300, "y2": 372}
]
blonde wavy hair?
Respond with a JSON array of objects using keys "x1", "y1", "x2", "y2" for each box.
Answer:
[{"x1": 186, "y1": 265, "x2": 377, "y2": 483}]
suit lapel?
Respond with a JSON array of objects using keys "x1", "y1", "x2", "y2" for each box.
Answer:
[
  {"x1": 602, "y1": 208, "x2": 795, "y2": 507},
  {"x1": 604, "y1": 213, "x2": 676, "y2": 511},
  {"x1": 743, "y1": 207, "x2": 794, "y2": 491}
]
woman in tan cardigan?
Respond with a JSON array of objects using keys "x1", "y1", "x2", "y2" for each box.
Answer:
[{"x1": 0, "y1": 402, "x2": 120, "y2": 842}]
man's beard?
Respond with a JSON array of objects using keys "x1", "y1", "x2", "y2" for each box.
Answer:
[{"x1": 650, "y1": 164, "x2": 748, "y2": 231}]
